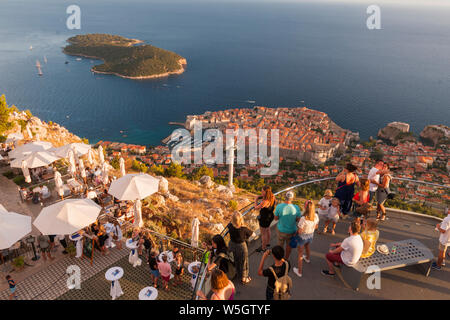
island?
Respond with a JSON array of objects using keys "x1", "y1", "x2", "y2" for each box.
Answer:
[{"x1": 63, "y1": 34, "x2": 187, "y2": 79}]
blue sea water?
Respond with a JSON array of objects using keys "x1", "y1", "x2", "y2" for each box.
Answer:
[{"x1": 0, "y1": 0, "x2": 449, "y2": 146}]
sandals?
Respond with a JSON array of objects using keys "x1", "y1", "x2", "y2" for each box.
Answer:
[{"x1": 241, "y1": 277, "x2": 252, "y2": 285}]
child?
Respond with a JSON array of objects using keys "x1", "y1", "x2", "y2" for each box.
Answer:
[
  {"x1": 360, "y1": 218, "x2": 379, "y2": 258},
  {"x1": 323, "y1": 198, "x2": 341, "y2": 235},
  {"x1": 432, "y1": 207, "x2": 449, "y2": 270},
  {"x1": 190, "y1": 265, "x2": 200, "y2": 289},
  {"x1": 148, "y1": 251, "x2": 160, "y2": 288},
  {"x1": 173, "y1": 250, "x2": 184, "y2": 286},
  {"x1": 6, "y1": 275, "x2": 17, "y2": 300},
  {"x1": 317, "y1": 189, "x2": 333, "y2": 233},
  {"x1": 158, "y1": 254, "x2": 172, "y2": 291}
]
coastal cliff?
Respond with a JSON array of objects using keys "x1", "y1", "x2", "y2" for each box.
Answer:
[
  {"x1": 378, "y1": 122, "x2": 416, "y2": 145},
  {"x1": 420, "y1": 125, "x2": 450, "y2": 147}
]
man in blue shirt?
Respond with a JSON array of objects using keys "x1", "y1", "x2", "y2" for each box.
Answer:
[{"x1": 274, "y1": 191, "x2": 301, "y2": 260}]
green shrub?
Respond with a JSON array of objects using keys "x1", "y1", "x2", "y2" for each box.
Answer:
[
  {"x1": 12, "y1": 256, "x2": 24, "y2": 268},
  {"x1": 3, "y1": 171, "x2": 14, "y2": 179},
  {"x1": 228, "y1": 200, "x2": 238, "y2": 211},
  {"x1": 13, "y1": 175, "x2": 25, "y2": 186}
]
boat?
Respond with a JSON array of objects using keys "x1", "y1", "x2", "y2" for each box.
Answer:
[
  {"x1": 29, "y1": 45, "x2": 33, "y2": 50},
  {"x1": 76, "y1": 58, "x2": 82, "y2": 61},
  {"x1": 43, "y1": 56, "x2": 47, "y2": 63},
  {"x1": 246, "y1": 100, "x2": 256, "y2": 104},
  {"x1": 65, "y1": 61, "x2": 69, "y2": 64},
  {"x1": 36, "y1": 60, "x2": 43, "y2": 76}
]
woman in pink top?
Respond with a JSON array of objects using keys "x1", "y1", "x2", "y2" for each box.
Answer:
[
  {"x1": 197, "y1": 269, "x2": 235, "y2": 300},
  {"x1": 158, "y1": 255, "x2": 172, "y2": 291}
]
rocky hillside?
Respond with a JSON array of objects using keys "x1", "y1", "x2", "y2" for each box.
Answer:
[{"x1": 378, "y1": 122, "x2": 416, "y2": 145}]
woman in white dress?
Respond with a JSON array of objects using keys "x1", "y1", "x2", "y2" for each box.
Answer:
[{"x1": 113, "y1": 220, "x2": 123, "y2": 250}]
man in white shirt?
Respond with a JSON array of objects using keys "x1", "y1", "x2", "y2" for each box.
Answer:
[
  {"x1": 432, "y1": 207, "x2": 450, "y2": 270},
  {"x1": 86, "y1": 187, "x2": 97, "y2": 200},
  {"x1": 368, "y1": 159, "x2": 384, "y2": 203},
  {"x1": 321, "y1": 221, "x2": 363, "y2": 276}
]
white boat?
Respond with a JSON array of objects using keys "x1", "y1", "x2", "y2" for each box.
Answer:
[
  {"x1": 44, "y1": 56, "x2": 47, "y2": 63},
  {"x1": 29, "y1": 45, "x2": 33, "y2": 50},
  {"x1": 246, "y1": 100, "x2": 256, "y2": 104},
  {"x1": 76, "y1": 58, "x2": 82, "y2": 61}
]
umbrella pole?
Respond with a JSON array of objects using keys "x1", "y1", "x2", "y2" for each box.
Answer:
[{"x1": 26, "y1": 236, "x2": 40, "y2": 261}]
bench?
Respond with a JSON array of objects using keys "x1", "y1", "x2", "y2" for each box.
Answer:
[{"x1": 333, "y1": 239, "x2": 435, "y2": 291}]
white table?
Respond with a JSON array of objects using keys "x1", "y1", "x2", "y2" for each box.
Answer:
[
  {"x1": 138, "y1": 286, "x2": 158, "y2": 300},
  {"x1": 126, "y1": 238, "x2": 141, "y2": 267},
  {"x1": 105, "y1": 267, "x2": 124, "y2": 300}
]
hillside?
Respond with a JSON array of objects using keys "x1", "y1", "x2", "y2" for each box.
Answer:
[{"x1": 63, "y1": 34, "x2": 187, "y2": 79}]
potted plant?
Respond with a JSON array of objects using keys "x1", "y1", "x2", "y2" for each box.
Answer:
[
  {"x1": 12, "y1": 256, "x2": 25, "y2": 272},
  {"x1": 66, "y1": 243, "x2": 76, "y2": 257}
]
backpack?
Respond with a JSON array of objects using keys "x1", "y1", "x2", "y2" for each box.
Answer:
[
  {"x1": 269, "y1": 261, "x2": 292, "y2": 300},
  {"x1": 218, "y1": 252, "x2": 236, "y2": 280}
]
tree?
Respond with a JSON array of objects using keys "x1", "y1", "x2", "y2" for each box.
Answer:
[
  {"x1": 131, "y1": 159, "x2": 147, "y2": 173},
  {"x1": 370, "y1": 148, "x2": 384, "y2": 161},
  {"x1": 165, "y1": 162, "x2": 185, "y2": 178},
  {"x1": 150, "y1": 164, "x2": 165, "y2": 176},
  {"x1": 0, "y1": 94, "x2": 13, "y2": 135},
  {"x1": 110, "y1": 157, "x2": 120, "y2": 170},
  {"x1": 192, "y1": 165, "x2": 214, "y2": 181}
]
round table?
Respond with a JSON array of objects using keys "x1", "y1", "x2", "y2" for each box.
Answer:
[
  {"x1": 69, "y1": 233, "x2": 84, "y2": 258},
  {"x1": 188, "y1": 261, "x2": 201, "y2": 274},
  {"x1": 158, "y1": 250, "x2": 174, "y2": 263},
  {"x1": 105, "y1": 267, "x2": 124, "y2": 300},
  {"x1": 126, "y1": 239, "x2": 141, "y2": 267},
  {"x1": 138, "y1": 286, "x2": 158, "y2": 300}
]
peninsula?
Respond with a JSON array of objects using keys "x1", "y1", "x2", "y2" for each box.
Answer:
[{"x1": 63, "y1": 34, "x2": 187, "y2": 79}]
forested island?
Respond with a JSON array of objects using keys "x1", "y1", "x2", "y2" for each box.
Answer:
[{"x1": 63, "y1": 34, "x2": 187, "y2": 79}]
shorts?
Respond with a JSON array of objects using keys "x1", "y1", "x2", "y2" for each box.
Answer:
[
  {"x1": 326, "y1": 252, "x2": 343, "y2": 265},
  {"x1": 290, "y1": 234, "x2": 313, "y2": 248},
  {"x1": 277, "y1": 229, "x2": 295, "y2": 247},
  {"x1": 40, "y1": 247, "x2": 50, "y2": 253},
  {"x1": 9, "y1": 287, "x2": 16, "y2": 294},
  {"x1": 151, "y1": 270, "x2": 160, "y2": 277},
  {"x1": 327, "y1": 215, "x2": 339, "y2": 223},
  {"x1": 175, "y1": 267, "x2": 183, "y2": 276},
  {"x1": 439, "y1": 242, "x2": 448, "y2": 253},
  {"x1": 161, "y1": 275, "x2": 170, "y2": 282}
]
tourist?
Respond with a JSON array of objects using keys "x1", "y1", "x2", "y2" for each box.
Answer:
[
  {"x1": 258, "y1": 245, "x2": 290, "y2": 300},
  {"x1": 293, "y1": 201, "x2": 319, "y2": 278},
  {"x1": 360, "y1": 218, "x2": 379, "y2": 258},
  {"x1": 57, "y1": 235, "x2": 68, "y2": 254},
  {"x1": 274, "y1": 191, "x2": 301, "y2": 260},
  {"x1": 104, "y1": 219, "x2": 115, "y2": 249},
  {"x1": 255, "y1": 186, "x2": 277, "y2": 252},
  {"x1": 6, "y1": 275, "x2": 17, "y2": 300},
  {"x1": 38, "y1": 234, "x2": 54, "y2": 261},
  {"x1": 207, "y1": 234, "x2": 229, "y2": 274},
  {"x1": 376, "y1": 163, "x2": 392, "y2": 221},
  {"x1": 323, "y1": 198, "x2": 341, "y2": 235},
  {"x1": 112, "y1": 220, "x2": 123, "y2": 250},
  {"x1": 353, "y1": 179, "x2": 371, "y2": 223},
  {"x1": 158, "y1": 254, "x2": 172, "y2": 291},
  {"x1": 143, "y1": 231, "x2": 154, "y2": 262},
  {"x1": 86, "y1": 187, "x2": 97, "y2": 200},
  {"x1": 321, "y1": 221, "x2": 363, "y2": 276},
  {"x1": 227, "y1": 212, "x2": 254, "y2": 285},
  {"x1": 368, "y1": 159, "x2": 384, "y2": 203},
  {"x1": 318, "y1": 189, "x2": 333, "y2": 230},
  {"x1": 197, "y1": 269, "x2": 235, "y2": 300},
  {"x1": 173, "y1": 250, "x2": 184, "y2": 286},
  {"x1": 335, "y1": 163, "x2": 360, "y2": 216},
  {"x1": 148, "y1": 251, "x2": 160, "y2": 288},
  {"x1": 48, "y1": 234, "x2": 56, "y2": 252},
  {"x1": 432, "y1": 207, "x2": 450, "y2": 270}
]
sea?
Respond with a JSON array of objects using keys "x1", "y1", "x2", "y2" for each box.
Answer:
[{"x1": 0, "y1": 0, "x2": 449, "y2": 146}]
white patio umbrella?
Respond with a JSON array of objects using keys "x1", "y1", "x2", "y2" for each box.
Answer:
[
  {"x1": 87, "y1": 149, "x2": 94, "y2": 166},
  {"x1": 79, "y1": 159, "x2": 86, "y2": 180},
  {"x1": 10, "y1": 151, "x2": 61, "y2": 169},
  {"x1": 54, "y1": 170, "x2": 64, "y2": 198},
  {"x1": 52, "y1": 143, "x2": 91, "y2": 159},
  {"x1": 119, "y1": 157, "x2": 126, "y2": 177},
  {"x1": 26, "y1": 124, "x2": 33, "y2": 139},
  {"x1": 0, "y1": 206, "x2": 32, "y2": 250},
  {"x1": 102, "y1": 161, "x2": 109, "y2": 185},
  {"x1": 33, "y1": 198, "x2": 101, "y2": 235},
  {"x1": 8, "y1": 141, "x2": 53, "y2": 159},
  {"x1": 98, "y1": 145, "x2": 105, "y2": 164},
  {"x1": 6, "y1": 132, "x2": 24, "y2": 144},
  {"x1": 191, "y1": 217, "x2": 200, "y2": 248},
  {"x1": 108, "y1": 173, "x2": 159, "y2": 201},
  {"x1": 21, "y1": 160, "x2": 32, "y2": 184},
  {"x1": 68, "y1": 149, "x2": 76, "y2": 176},
  {"x1": 133, "y1": 198, "x2": 143, "y2": 228}
]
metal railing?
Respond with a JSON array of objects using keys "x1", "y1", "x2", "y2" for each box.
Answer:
[{"x1": 193, "y1": 176, "x2": 449, "y2": 299}]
